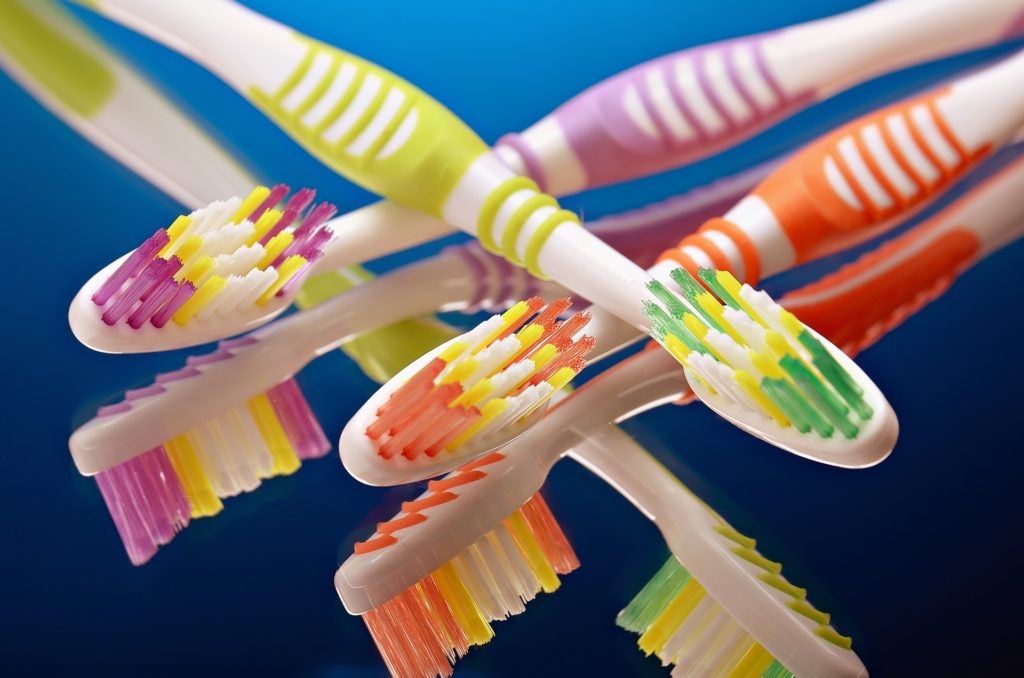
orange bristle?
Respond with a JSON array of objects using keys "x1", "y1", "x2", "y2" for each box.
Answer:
[
  {"x1": 358, "y1": 491, "x2": 578, "y2": 678},
  {"x1": 529, "y1": 297, "x2": 573, "y2": 330},
  {"x1": 529, "y1": 336, "x2": 596, "y2": 386},
  {"x1": 537, "y1": 311, "x2": 592, "y2": 354},
  {"x1": 494, "y1": 296, "x2": 545, "y2": 341}
]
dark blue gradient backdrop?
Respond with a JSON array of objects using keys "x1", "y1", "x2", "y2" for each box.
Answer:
[{"x1": 2, "y1": 1, "x2": 1022, "y2": 676}]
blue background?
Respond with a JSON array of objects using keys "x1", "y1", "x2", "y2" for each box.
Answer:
[{"x1": 3, "y1": 1, "x2": 1023, "y2": 676}]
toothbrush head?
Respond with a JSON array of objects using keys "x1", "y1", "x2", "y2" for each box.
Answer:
[
  {"x1": 645, "y1": 267, "x2": 897, "y2": 468},
  {"x1": 336, "y1": 452, "x2": 577, "y2": 678},
  {"x1": 340, "y1": 298, "x2": 593, "y2": 486},
  {"x1": 69, "y1": 337, "x2": 331, "y2": 565},
  {"x1": 619, "y1": 548, "x2": 863, "y2": 678},
  {"x1": 69, "y1": 185, "x2": 337, "y2": 353}
]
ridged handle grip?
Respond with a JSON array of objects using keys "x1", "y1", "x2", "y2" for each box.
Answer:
[
  {"x1": 661, "y1": 88, "x2": 994, "y2": 284},
  {"x1": 501, "y1": 34, "x2": 811, "y2": 191},
  {"x1": 250, "y1": 35, "x2": 488, "y2": 217}
]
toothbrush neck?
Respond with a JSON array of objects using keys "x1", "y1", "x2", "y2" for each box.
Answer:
[{"x1": 764, "y1": 0, "x2": 1018, "y2": 99}]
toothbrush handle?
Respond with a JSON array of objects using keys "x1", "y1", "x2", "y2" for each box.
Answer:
[
  {"x1": 498, "y1": 0, "x2": 1024, "y2": 195},
  {"x1": 82, "y1": 0, "x2": 491, "y2": 217},
  {"x1": 497, "y1": 34, "x2": 812, "y2": 194},
  {"x1": 660, "y1": 68, "x2": 1022, "y2": 284},
  {"x1": 781, "y1": 153, "x2": 1024, "y2": 357}
]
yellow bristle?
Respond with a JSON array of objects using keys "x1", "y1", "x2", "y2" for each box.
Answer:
[
  {"x1": 438, "y1": 341, "x2": 468, "y2": 364},
  {"x1": 257, "y1": 255, "x2": 307, "y2": 305},
  {"x1": 164, "y1": 433, "x2": 222, "y2": 517},
  {"x1": 231, "y1": 186, "x2": 271, "y2": 224},
  {"x1": 172, "y1": 275, "x2": 225, "y2": 325},
  {"x1": 504, "y1": 511, "x2": 560, "y2": 593},
  {"x1": 734, "y1": 370, "x2": 790, "y2": 428},
  {"x1": 257, "y1": 231, "x2": 294, "y2": 269},
  {"x1": 431, "y1": 562, "x2": 494, "y2": 646},
  {"x1": 726, "y1": 643, "x2": 774, "y2": 678},
  {"x1": 751, "y1": 352, "x2": 787, "y2": 381},
  {"x1": 246, "y1": 209, "x2": 284, "y2": 246},
  {"x1": 544, "y1": 366, "x2": 577, "y2": 394},
  {"x1": 172, "y1": 235, "x2": 202, "y2": 265},
  {"x1": 717, "y1": 270, "x2": 766, "y2": 327},
  {"x1": 779, "y1": 309, "x2": 807, "y2": 340},
  {"x1": 475, "y1": 301, "x2": 531, "y2": 353},
  {"x1": 159, "y1": 215, "x2": 191, "y2": 255},
  {"x1": 697, "y1": 294, "x2": 744, "y2": 344},
  {"x1": 446, "y1": 398, "x2": 508, "y2": 450},
  {"x1": 451, "y1": 378, "x2": 494, "y2": 408},
  {"x1": 441, "y1": 357, "x2": 479, "y2": 386},
  {"x1": 638, "y1": 580, "x2": 707, "y2": 656},
  {"x1": 765, "y1": 330, "x2": 799, "y2": 360},
  {"x1": 528, "y1": 344, "x2": 558, "y2": 371},
  {"x1": 683, "y1": 313, "x2": 728, "y2": 363},
  {"x1": 178, "y1": 254, "x2": 215, "y2": 283},
  {"x1": 663, "y1": 334, "x2": 693, "y2": 362},
  {"x1": 246, "y1": 393, "x2": 301, "y2": 476}
]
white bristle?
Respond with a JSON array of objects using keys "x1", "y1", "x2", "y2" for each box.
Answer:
[
  {"x1": 486, "y1": 361, "x2": 536, "y2": 400},
  {"x1": 466, "y1": 336, "x2": 521, "y2": 386},
  {"x1": 471, "y1": 538, "x2": 526, "y2": 617}
]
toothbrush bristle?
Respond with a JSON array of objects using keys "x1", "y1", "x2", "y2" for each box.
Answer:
[
  {"x1": 366, "y1": 298, "x2": 593, "y2": 461},
  {"x1": 644, "y1": 267, "x2": 873, "y2": 441},
  {"x1": 619, "y1": 538, "x2": 851, "y2": 677},
  {"x1": 91, "y1": 185, "x2": 337, "y2": 329},
  {"x1": 358, "y1": 489, "x2": 578, "y2": 678},
  {"x1": 91, "y1": 340, "x2": 331, "y2": 565}
]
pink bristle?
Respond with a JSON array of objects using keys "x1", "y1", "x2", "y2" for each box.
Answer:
[
  {"x1": 101, "y1": 257, "x2": 176, "y2": 326},
  {"x1": 94, "y1": 446, "x2": 191, "y2": 566},
  {"x1": 267, "y1": 379, "x2": 331, "y2": 460},
  {"x1": 96, "y1": 402, "x2": 132, "y2": 417},
  {"x1": 127, "y1": 275, "x2": 178, "y2": 329},
  {"x1": 291, "y1": 201, "x2": 336, "y2": 240},
  {"x1": 92, "y1": 230, "x2": 169, "y2": 306},
  {"x1": 260, "y1": 188, "x2": 315, "y2": 245},
  {"x1": 150, "y1": 281, "x2": 195, "y2": 328},
  {"x1": 155, "y1": 366, "x2": 201, "y2": 384},
  {"x1": 248, "y1": 184, "x2": 290, "y2": 223},
  {"x1": 137, "y1": 257, "x2": 182, "y2": 303},
  {"x1": 124, "y1": 384, "x2": 165, "y2": 400}
]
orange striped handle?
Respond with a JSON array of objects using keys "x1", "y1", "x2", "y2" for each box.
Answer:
[{"x1": 660, "y1": 87, "x2": 991, "y2": 284}]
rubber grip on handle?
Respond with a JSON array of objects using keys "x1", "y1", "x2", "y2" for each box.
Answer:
[{"x1": 535, "y1": 33, "x2": 812, "y2": 190}]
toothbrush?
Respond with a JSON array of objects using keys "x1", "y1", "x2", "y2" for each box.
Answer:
[
  {"x1": 781, "y1": 148, "x2": 1024, "y2": 357},
  {"x1": 64, "y1": 161, "x2": 780, "y2": 562},
  {"x1": 335, "y1": 347, "x2": 864, "y2": 678},
  {"x1": 495, "y1": 0, "x2": 1024, "y2": 194},
  {"x1": 339, "y1": 50, "x2": 1024, "y2": 483},
  {"x1": 65, "y1": 0, "x2": 1021, "y2": 351},
  {"x1": 69, "y1": 296, "x2": 595, "y2": 563},
  {"x1": 342, "y1": 267, "x2": 895, "y2": 485},
  {"x1": 0, "y1": 0, "x2": 253, "y2": 207},
  {"x1": 67, "y1": 0, "x2": 1024, "y2": 277},
  {"x1": 70, "y1": 154, "x2": 775, "y2": 353},
  {"x1": 0, "y1": 0, "x2": 459, "y2": 381}
]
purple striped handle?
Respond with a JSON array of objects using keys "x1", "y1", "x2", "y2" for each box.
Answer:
[{"x1": 499, "y1": 34, "x2": 812, "y2": 191}]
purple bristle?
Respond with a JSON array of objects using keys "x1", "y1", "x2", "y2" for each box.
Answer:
[
  {"x1": 296, "y1": 226, "x2": 332, "y2": 259},
  {"x1": 151, "y1": 281, "x2": 195, "y2": 328},
  {"x1": 186, "y1": 349, "x2": 232, "y2": 366},
  {"x1": 127, "y1": 275, "x2": 178, "y2": 329},
  {"x1": 260, "y1": 188, "x2": 315, "y2": 245},
  {"x1": 291, "y1": 201, "x2": 336, "y2": 240},
  {"x1": 101, "y1": 257, "x2": 179, "y2": 326},
  {"x1": 97, "y1": 402, "x2": 132, "y2": 417},
  {"x1": 94, "y1": 446, "x2": 191, "y2": 566},
  {"x1": 124, "y1": 384, "x2": 166, "y2": 400},
  {"x1": 248, "y1": 184, "x2": 290, "y2": 224},
  {"x1": 92, "y1": 230, "x2": 169, "y2": 306},
  {"x1": 267, "y1": 379, "x2": 330, "y2": 460},
  {"x1": 218, "y1": 336, "x2": 259, "y2": 350},
  {"x1": 155, "y1": 366, "x2": 201, "y2": 384}
]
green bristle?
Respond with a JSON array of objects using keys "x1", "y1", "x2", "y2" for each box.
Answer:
[
  {"x1": 668, "y1": 267, "x2": 727, "y2": 333},
  {"x1": 642, "y1": 302, "x2": 710, "y2": 357},
  {"x1": 779, "y1": 356, "x2": 858, "y2": 439},
  {"x1": 647, "y1": 279, "x2": 690, "y2": 320},
  {"x1": 616, "y1": 556, "x2": 691, "y2": 634},
  {"x1": 762, "y1": 659, "x2": 795, "y2": 678},
  {"x1": 761, "y1": 378, "x2": 813, "y2": 434},
  {"x1": 697, "y1": 267, "x2": 742, "y2": 310},
  {"x1": 798, "y1": 332, "x2": 874, "y2": 421}
]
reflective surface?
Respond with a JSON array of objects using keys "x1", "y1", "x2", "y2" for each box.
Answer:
[{"x1": 2, "y1": 1, "x2": 1022, "y2": 675}]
